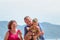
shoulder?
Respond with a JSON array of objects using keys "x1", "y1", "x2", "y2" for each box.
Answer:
[
  {"x1": 38, "y1": 22, "x2": 42, "y2": 28},
  {"x1": 6, "y1": 31, "x2": 9, "y2": 34},
  {"x1": 17, "y1": 29, "x2": 22, "y2": 34},
  {"x1": 38, "y1": 22, "x2": 41, "y2": 26},
  {"x1": 5, "y1": 31, "x2": 9, "y2": 36},
  {"x1": 4, "y1": 31, "x2": 9, "y2": 40},
  {"x1": 17, "y1": 29, "x2": 21, "y2": 33},
  {"x1": 38, "y1": 22, "x2": 43, "y2": 30},
  {"x1": 24, "y1": 25, "x2": 28, "y2": 29}
]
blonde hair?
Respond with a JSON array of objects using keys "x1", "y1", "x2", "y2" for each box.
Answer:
[{"x1": 32, "y1": 18, "x2": 38, "y2": 23}]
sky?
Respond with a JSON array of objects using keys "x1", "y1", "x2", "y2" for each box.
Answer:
[{"x1": 0, "y1": 0, "x2": 60, "y2": 25}]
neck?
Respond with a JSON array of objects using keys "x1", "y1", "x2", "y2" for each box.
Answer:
[{"x1": 10, "y1": 29, "x2": 16, "y2": 33}]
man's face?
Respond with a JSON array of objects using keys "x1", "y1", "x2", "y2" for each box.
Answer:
[{"x1": 24, "y1": 17, "x2": 32, "y2": 26}]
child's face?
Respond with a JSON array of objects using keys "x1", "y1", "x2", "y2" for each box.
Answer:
[
  {"x1": 11, "y1": 22, "x2": 17, "y2": 30},
  {"x1": 33, "y1": 22, "x2": 38, "y2": 26}
]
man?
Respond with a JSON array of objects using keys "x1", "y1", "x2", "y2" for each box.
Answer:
[{"x1": 24, "y1": 16, "x2": 44, "y2": 40}]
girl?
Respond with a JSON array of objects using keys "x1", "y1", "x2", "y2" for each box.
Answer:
[{"x1": 4, "y1": 20, "x2": 23, "y2": 40}]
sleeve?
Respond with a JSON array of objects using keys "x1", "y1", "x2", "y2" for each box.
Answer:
[
  {"x1": 38, "y1": 23, "x2": 43, "y2": 31},
  {"x1": 24, "y1": 26, "x2": 27, "y2": 36},
  {"x1": 18, "y1": 30, "x2": 22, "y2": 34}
]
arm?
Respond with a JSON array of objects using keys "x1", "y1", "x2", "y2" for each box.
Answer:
[
  {"x1": 24, "y1": 27, "x2": 27, "y2": 39},
  {"x1": 39, "y1": 24, "x2": 44, "y2": 35},
  {"x1": 4, "y1": 32, "x2": 9, "y2": 40},
  {"x1": 35, "y1": 26, "x2": 41, "y2": 37},
  {"x1": 37, "y1": 27, "x2": 41, "y2": 37},
  {"x1": 18, "y1": 30, "x2": 23, "y2": 40},
  {"x1": 24, "y1": 27, "x2": 29, "y2": 40},
  {"x1": 24, "y1": 27, "x2": 27, "y2": 36},
  {"x1": 40, "y1": 30, "x2": 44, "y2": 36}
]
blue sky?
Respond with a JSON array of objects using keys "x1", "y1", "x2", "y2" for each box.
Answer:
[{"x1": 0, "y1": 0, "x2": 60, "y2": 25}]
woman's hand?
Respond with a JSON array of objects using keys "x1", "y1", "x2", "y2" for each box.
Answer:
[{"x1": 18, "y1": 30, "x2": 23, "y2": 40}]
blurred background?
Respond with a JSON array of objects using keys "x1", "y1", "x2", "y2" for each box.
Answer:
[{"x1": 0, "y1": 0, "x2": 60, "y2": 40}]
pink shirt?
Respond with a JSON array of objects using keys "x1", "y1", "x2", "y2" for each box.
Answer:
[{"x1": 8, "y1": 30, "x2": 21, "y2": 40}]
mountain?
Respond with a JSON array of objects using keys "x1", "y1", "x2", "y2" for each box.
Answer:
[
  {"x1": 41, "y1": 22, "x2": 60, "y2": 39},
  {"x1": 0, "y1": 21, "x2": 8, "y2": 40},
  {"x1": 0, "y1": 21, "x2": 60, "y2": 40}
]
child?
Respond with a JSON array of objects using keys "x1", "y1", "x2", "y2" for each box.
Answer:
[
  {"x1": 4, "y1": 20, "x2": 23, "y2": 40},
  {"x1": 27, "y1": 18, "x2": 41, "y2": 40}
]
